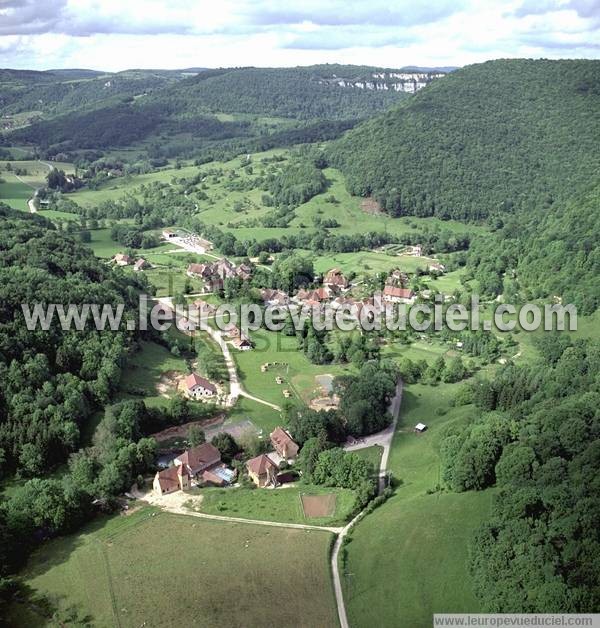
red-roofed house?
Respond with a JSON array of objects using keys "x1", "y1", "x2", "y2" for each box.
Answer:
[
  {"x1": 323, "y1": 268, "x2": 349, "y2": 290},
  {"x1": 184, "y1": 373, "x2": 217, "y2": 399},
  {"x1": 270, "y1": 427, "x2": 299, "y2": 461},
  {"x1": 383, "y1": 285, "x2": 415, "y2": 304},
  {"x1": 153, "y1": 463, "x2": 190, "y2": 496},
  {"x1": 246, "y1": 454, "x2": 279, "y2": 487},
  {"x1": 174, "y1": 442, "x2": 222, "y2": 477}
]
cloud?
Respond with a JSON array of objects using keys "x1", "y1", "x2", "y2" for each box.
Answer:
[
  {"x1": 281, "y1": 27, "x2": 419, "y2": 50},
  {"x1": 241, "y1": 0, "x2": 465, "y2": 28},
  {"x1": 513, "y1": 0, "x2": 600, "y2": 18}
]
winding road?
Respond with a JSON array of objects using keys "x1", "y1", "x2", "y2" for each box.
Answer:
[{"x1": 157, "y1": 297, "x2": 281, "y2": 410}]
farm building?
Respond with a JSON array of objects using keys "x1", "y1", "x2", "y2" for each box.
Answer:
[
  {"x1": 153, "y1": 463, "x2": 190, "y2": 495},
  {"x1": 113, "y1": 253, "x2": 132, "y2": 266},
  {"x1": 414, "y1": 423, "x2": 428, "y2": 433},
  {"x1": 323, "y1": 268, "x2": 349, "y2": 290},
  {"x1": 184, "y1": 373, "x2": 217, "y2": 399},
  {"x1": 133, "y1": 258, "x2": 149, "y2": 271},
  {"x1": 383, "y1": 285, "x2": 415, "y2": 304}
]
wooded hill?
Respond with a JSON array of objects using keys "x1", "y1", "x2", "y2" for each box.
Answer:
[
  {"x1": 329, "y1": 58, "x2": 600, "y2": 221},
  {"x1": 328, "y1": 59, "x2": 600, "y2": 312},
  {"x1": 7, "y1": 65, "x2": 413, "y2": 154}
]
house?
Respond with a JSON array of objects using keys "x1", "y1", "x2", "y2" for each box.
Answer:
[
  {"x1": 260, "y1": 288, "x2": 289, "y2": 306},
  {"x1": 187, "y1": 263, "x2": 211, "y2": 279},
  {"x1": 174, "y1": 442, "x2": 222, "y2": 477},
  {"x1": 386, "y1": 269, "x2": 409, "y2": 287},
  {"x1": 113, "y1": 253, "x2": 132, "y2": 266},
  {"x1": 191, "y1": 299, "x2": 216, "y2": 317},
  {"x1": 153, "y1": 463, "x2": 190, "y2": 496},
  {"x1": 133, "y1": 258, "x2": 149, "y2": 272},
  {"x1": 162, "y1": 229, "x2": 176, "y2": 239},
  {"x1": 323, "y1": 268, "x2": 349, "y2": 290},
  {"x1": 383, "y1": 285, "x2": 415, "y2": 304},
  {"x1": 429, "y1": 262, "x2": 446, "y2": 273},
  {"x1": 246, "y1": 454, "x2": 279, "y2": 487},
  {"x1": 414, "y1": 422, "x2": 427, "y2": 433},
  {"x1": 231, "y1": 333, "x2": 253, "y2": 351},
  {"x1": 270, "y1": 427, "x2": 299, "y2": 461},
  {"x1": 184, "y1": 373, "x2": 217, "y2": 399}
]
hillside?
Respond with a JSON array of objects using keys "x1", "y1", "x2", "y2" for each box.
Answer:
[
  {"x1": 7, "y1": 64, "x2": 437, "y2": 156},
  {"x1": 329, "y1": 59, "x2": 600, "y2": 220},
  {"x1": 158, "y1": 65, "x2": 442, "y2": 119}
]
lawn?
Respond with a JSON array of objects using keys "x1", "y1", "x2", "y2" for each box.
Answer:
[
  {"x1": 119, "y1": 340, "x2": 190, "y2": 407},
  {"x1": 341, "y1": 382, "x2": 495, "y2": 628},
  {"x1": 352, "y1": 445, "x2": 383, "y2": 471},
  {"x1": 226, "y1": 396, "x2": 283, "y2": 434},
  {"x1": 7, "y1": 508, "x2": 339, "y2": 628},
  {"x1": 233, "y1": 329, "x2": 353, "y2": 406},
  {"x1": 194, "y1": 484, "x2": 356, "y2": 526},
  {"x1": 0, "y1": 178, "x2": 31, "y2": 211}
]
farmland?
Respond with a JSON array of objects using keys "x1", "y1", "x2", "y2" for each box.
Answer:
[
  {"x1": 7, "y1": 509, "x2": 339, "y2": 628},
  {"x1": 340, "y1": 382, "x2": 495, "y2": 627},
  {"x1": 194, "y1": 484, "x2": 356, "y2": 526}
]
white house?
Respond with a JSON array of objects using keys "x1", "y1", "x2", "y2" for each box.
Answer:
[{"x1": 184, "y1": 373, "x2": 217, "y2": 399}]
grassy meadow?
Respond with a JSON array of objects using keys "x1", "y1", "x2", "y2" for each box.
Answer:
[
  {"x1": 195, "y1": 484, "x2": 355, "y2": 526},
  {"x1": 7, "y1": 508, "x2": 339, "y2": 628},
  {"x1": 341, "y1": 382, "x2": 495, "y2": 628}
]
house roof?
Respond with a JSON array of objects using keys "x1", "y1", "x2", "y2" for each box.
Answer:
[
  {"x1": 177, "y1": 442, "x2": 221, "y2": 473},
  {"x1": 324, "y1": 268, "x2": 348, "y2": 286},
  {"x1": 383, "y1": 285, "x2": 414, "y2": 299},
  {"x1": 270, "y1": 427, "x2": 298, "y2": 454},
  {"x1": 155, "y1": 464, "x2": 188, "y2": 491},
  {"x1": 185, "y1": 373, "x2": 216, "y2": 393},
  {"x1": 114, "y1": 253, "x2": 132, "y2": 263},
  {"x1": 246, "y1": 453, "x2": 278, "y2": 475},
  {"x1": 187, "y1": 263, "x2": 208, "y2": 275},
  {"x1": 133, "y1": 258, "x2": 147, "y2": 269},
  {"x1": 415, "y1": 422, "x2": 427, "y2": 431}
]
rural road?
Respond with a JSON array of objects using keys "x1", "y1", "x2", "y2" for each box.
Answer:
[
  {"x1": 157, "y1": 297, "x2": 281, "y2": 411},
  {"x1": 332, "y1": 379, "x2": 404, "y2": 628}
]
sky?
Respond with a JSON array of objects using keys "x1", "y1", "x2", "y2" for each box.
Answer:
[{"x1": 0, "y1": 0, "x2": 599, "y2": 71}]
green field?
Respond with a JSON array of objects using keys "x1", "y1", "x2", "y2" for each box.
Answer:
[
  {"x1": 7, "y1": 509, "x2": 339, "y2": 628},
  {"x1": 341, "y1": 383, "x2": 494, "y2": 628},
  {"x1": 0, "y1": 178, "x2": 31, "y2": 211},
  {"x1": 352, "y1": 445, "x2": 383, "y2": 471},
  {"x1": 119, "y1": 340, "x2": 190, "y2": 406},
  {"x1": 195, "y1": 484, "x2": 355, "y2": 526},
  {"x1": 234, "y1": 329, "x2": 353, "y2": 406}
]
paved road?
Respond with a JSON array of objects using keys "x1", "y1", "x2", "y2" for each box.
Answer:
[{"x1": 332, "y1": 379, "x2": 404, "y2": 628}]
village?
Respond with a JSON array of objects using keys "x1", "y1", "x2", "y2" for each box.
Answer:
[{"x1": 108, "y1": 230, "x2": 441, "y2": 511}]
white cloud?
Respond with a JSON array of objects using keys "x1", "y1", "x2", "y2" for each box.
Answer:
[{"x1": 0, "y1": 0, "x2": 598, "y2": 70}]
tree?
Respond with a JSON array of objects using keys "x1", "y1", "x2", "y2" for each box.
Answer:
[
  {"x1": 187, "y1": 425, "x2": 205, "y2": 447},
  {"x1": 211, "y1": 433, "x2": 239, "y2": 463}
]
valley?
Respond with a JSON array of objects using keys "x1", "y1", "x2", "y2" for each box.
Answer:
[{"x1": 0, "y1": 58, "x2": 598, "y2": 628}]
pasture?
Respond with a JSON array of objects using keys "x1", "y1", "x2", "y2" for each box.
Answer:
[
  {"x1": 341, "y1": 382, "x2": 495, "y2": 628},
  {"x1": 7, "y1": 509, "x2": 339, "y2": 628},
  {"x1": 233, "y1": 329, "x2": 353, "y2": 406},
  {"x1": 196, "y1": 484, "x2": 354, "y2": 526}
]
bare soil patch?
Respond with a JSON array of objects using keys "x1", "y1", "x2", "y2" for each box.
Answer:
[
  {"x1": 361, "y1": 197, "x2": 383, "y2": 215},
  {"x1": 156, "y1": 370, "x2": 185, "y2": 396},
  {"x1": 301, "y1": 493, "x2": 336, "y2": 518},
  {"x1": 150, "y1": 414, "x2": 225, "y2": 444}
]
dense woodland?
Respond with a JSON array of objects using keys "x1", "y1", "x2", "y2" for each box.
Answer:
[
  {"x1": 330, "y1": 59, "x2": 600, "y2": 313},
  {"x1": 440, "y1": 336, "x2": 600, "y2": 611}
]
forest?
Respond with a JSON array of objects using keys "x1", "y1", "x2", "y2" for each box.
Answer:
[{"x1": 440, "y1": 335, "x2": 599, "y2": 612}]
